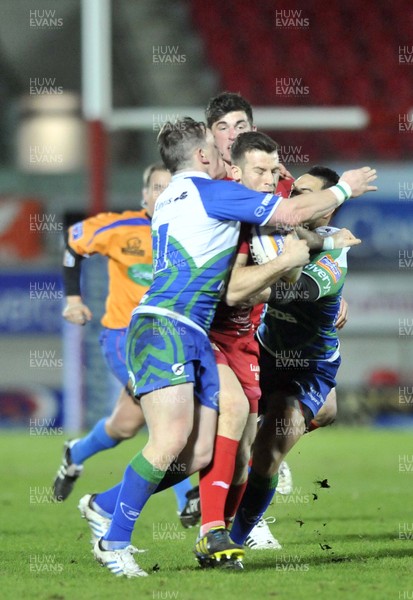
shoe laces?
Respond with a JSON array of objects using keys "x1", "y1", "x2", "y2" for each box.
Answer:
[
  {"x1": 250, "y1": 517, "x2": 277, "y2": 542},
  {"x1": 114, "y1": 545, "x2": 146, "y2": 573}
]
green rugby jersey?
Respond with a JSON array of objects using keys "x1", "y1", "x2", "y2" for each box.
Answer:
[{"x1": 258, "y1": 230, "x2": 348, "y2": 362}]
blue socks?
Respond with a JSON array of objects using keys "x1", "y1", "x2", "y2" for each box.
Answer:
[
  {"x1": 70, "y1": 419, "x2": 119, "y2": 465},
  {"x1": 93, "y1": 483, "x2": 122, "y2": 517},
  {"x1": 102, "y1": 454, "x2": 165, "y2": 549},
  {"x1": 230, "y1": 469, "x2": 278, "y2": 545}
]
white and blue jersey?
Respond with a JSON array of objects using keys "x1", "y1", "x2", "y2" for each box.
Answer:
[{"x1": 135, "y1": 171, "x2": 281, "y2": 331}]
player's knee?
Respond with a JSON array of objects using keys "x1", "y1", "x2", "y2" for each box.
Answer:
[
  {"x1": 192, "y1": 441, "x2": 214, "y2": 471},
  {"x1": 109, "y1": 423, "x2": 141, "y2": 440},
  {"x1": 252, "y1": 428, "x2": 290, "y2": 477},
  {"x1": 219, "y1": 396, "x2": 249, "y2": 436},
  {"x1": 252, "y1": 452, "x2": 277, "y2": 478},
  {"x1": 106, "y1": 413, "x2": 144, "y2": 439}
]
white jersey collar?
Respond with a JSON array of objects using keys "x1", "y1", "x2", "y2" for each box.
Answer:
[{"x1": 172, "y1": 170, "x2": 212, "y2": 181}]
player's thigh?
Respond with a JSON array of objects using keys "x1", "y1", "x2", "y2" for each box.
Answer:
[
  {"x1": 107, "y1": 387, "x2": 145, "y2": 431},
  {"x1": 255, "y1": 391, "x2": 305, "y2": 455},
  {"x1": 141, "y1": 382, "x2": 195, "y2": 443},
  {"x1": 314, "y1": 387, "x2": 337, "y2": 426},
  {"x1": 183, "y1": 401, "x2": 218, "y2": 470}
]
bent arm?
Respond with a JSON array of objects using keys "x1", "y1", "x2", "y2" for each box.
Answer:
[
  {"x1": 62, "y1": 241, "x2": 92, "y2": 324},
  {"x1": 225, "y1": 252, "x2": 298, "y2": 307},
  {"x1": 225, "y1": 235, "x2": 310, "y2": 306}
]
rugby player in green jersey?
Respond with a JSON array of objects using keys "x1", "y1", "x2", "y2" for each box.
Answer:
[{"x1": 229, "y1": 165, "x2": 361, "y2": 545}]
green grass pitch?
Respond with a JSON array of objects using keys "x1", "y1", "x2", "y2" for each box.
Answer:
[{"x1": 1, "y1": 426, "x2": 412, "y2": 600}]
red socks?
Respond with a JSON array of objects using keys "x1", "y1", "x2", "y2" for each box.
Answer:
[{"x1": 199, "y1": 435, "x2": 239, "y2": 535}]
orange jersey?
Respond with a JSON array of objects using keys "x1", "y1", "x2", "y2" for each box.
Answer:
[{"x1": 68, "y1": 210, "x2": 152, "y2": 328}]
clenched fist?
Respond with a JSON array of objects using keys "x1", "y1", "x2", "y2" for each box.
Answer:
[
  {"x1": 62, "y1": 295, "x2": 92, "y2": 326},
  {"x1": 282, "y1": 234, "x2": 310, "y2": 268}
]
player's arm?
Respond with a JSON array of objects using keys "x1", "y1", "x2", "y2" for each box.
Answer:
[
  {"x1": 61, "y1": 212, "x2": 119, "y2": 324},
  {"x1": 264, "y1": 248, "x2": 348, "y2": 305},
  {"x1": 335, "y1": 297, "x2": 348, "y2": 329},
  {"x1": 62, "y1": 238, "x2": 93, "y2": 325},
  {"x1": 225, "y1": 234, "x2": 310, "y2": 307},
  {"x1": 263, "y1": 273, "x2": 321, "y2": 304},
  {"x1": 267, "y1": 167, "x2": 377, "y2": 226},
  {"x1": 295, "y1": 227, "x2": 361, "y2": 251}
]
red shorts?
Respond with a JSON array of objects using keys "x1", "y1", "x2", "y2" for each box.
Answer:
[{"x1": 209, "y1": 329, "x2": 261, "y2": 413}]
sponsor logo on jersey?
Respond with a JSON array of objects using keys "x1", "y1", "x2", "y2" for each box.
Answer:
[
  {"x1": 266, "y1": 306, "x2": 298, "y2": 323},
  {"x1": 254, "y1": 206, "x2": 266, "y2": 218},
  {"x1": 211, "y1": 390, "x2": 220, "y2": 408},
  {"x1": 155, "y1": 191, "x2": 188, "y2": 211},
  {"x1": 317, "y1": 255, "x2": 342, "y2": 282},
  {"x1": 122, "y1": 237, "x2": 145, "y2": 256},
  {"x1": 71, "y1": 222, "x2": 83, "y2": 240},
  {"x1": 120, "y1": 502, "x2": 140, "y2": 521},
  {"x1": 127, "y1": 263, "x2": 153, "y2": 287},
  {"x1": 172, "y1": 363, "x2": 185, "y2": 376}
]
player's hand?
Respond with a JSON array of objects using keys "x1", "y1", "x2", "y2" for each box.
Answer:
[
  {"x1": 62, "y1": 296, "x2": 92, "y2": 325},
  {"x1": 331, "y1": 228, "x2": 361, "y2": 248},
  {"x1": 340, "y1": 166, "x2": 378, "y2": 197},
  {"x1": 279, "y1": 163, "x2": 294, "y2": 180},
  {"x1": 335, "y1": 297, "x2": 348, "y2": 330},
  {"x1": 282, "y1": 234, "x2": 310, "y2": 268}
]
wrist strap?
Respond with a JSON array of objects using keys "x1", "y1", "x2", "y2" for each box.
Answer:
[
  {"x1": 330, "y1": 181, "x2": 352, "y2": 205},
  {"x1": 322, "y1": 236, "x2": 334, "y2": 250}
]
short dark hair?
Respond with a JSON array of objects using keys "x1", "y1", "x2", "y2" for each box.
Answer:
[
  {"x1": 230, "y1": 131, "x2": 279, "y2": 166},
  {"x1": 157, "y1": 117, "x2": 207, "y2": 174},
  {"x1": 142, "y1": 162, "x2": 168, "y2": 188},
  {"x1": 205, "y1": 92, "x2": 254, "y2": 128},
  {"x1": 307, "y1": 165, "x2": 340, "y2": 189}
]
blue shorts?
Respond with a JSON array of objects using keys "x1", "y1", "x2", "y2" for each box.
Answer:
[
  {"x1": 259, "y1": 345, "x2": 340, "y2": 418},
  {"x1": 99, "y1": 327, "x2": 129, "y2": 386},
  {"x1": 126, "y1": 311, "x2": 219, "y2": 411}
]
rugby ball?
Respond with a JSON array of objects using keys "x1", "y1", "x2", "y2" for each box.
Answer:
[{"x1": 249, "y1": 225, "x2": 285, "y2": 265}]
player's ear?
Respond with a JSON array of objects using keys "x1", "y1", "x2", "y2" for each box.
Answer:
[
  {"x1": 198, "y1": 146, "x2": 209, "y2": 165},
  {"x1": 252, "y1": 125, "x2": 257, "y2": 132},
  {"x1": 141, "y1": 187, "x2": 148, "y2": 208},
  {"x1": 231, "y1": 164, "x2": 242, "y2": 182}
]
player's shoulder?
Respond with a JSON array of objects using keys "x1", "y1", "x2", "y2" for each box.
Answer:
[
  {"x1": 80, "y1": 210, "x2": 150, "y2": 235},
  {"x1": 98, "y1": 210, "x2": 151, "y2": 228},
  {"x1": 118, "y1": 209, "x2": 151, "y2": 223}
]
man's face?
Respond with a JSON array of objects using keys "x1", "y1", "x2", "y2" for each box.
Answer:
[
  {"x1": 290, "y1": 173, "x2": 333, "y2": 228},
  {"x1": 210, "y1": 111, "x2": 254, "y2": 163},
  {"x1": 143, "y1": 169, "x2": 171, "y2": 217},
  {"x1": 290, "y1": 174, "x2": 324, "y2": 197},
  {"x1": 232, "y1": 149, "x2": 281, "y2": 193},
  {"x1": 203, "y1": 129, "x2": 227, "y2": 179}
]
